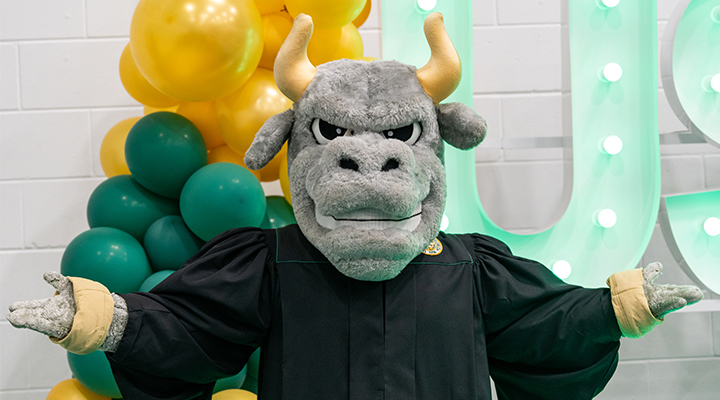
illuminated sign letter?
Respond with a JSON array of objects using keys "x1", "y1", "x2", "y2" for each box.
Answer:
[{"x1": 382, "y1": 0, "x2": 660, "y2": 287}]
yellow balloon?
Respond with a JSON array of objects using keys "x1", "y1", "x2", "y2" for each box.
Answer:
[
  {"x1": 258, "y1": 12, "x2": 294, "y2": 70},
  {"x1": 307, "y1": 23, "x2": 363, "y2": 66},
  {"x1": 176, "y1": 101, "x2": 225, "y2": 150},
  {"x1": 352, "y1": 0, "x2": 371, "y2": 28},
  {"x1": 143, "y1": 104, "x2": 179, "y2": 115},
  {"x1": 207, "y1": 145, "x2": 262, "y2": 180},
  {"x1": 216, "y1": 68, "x2": 292, "y2": 156},
  {"x1": 254, "y1": 0, "x2": 285, "y2": 15},
  {"x1": 47, "y1": 379, "x2": 111, "y2": 400},
  {"x1": 258, "y1": 144, "x2": 287, "y2": 182},
  {"x1": 356, "y1": 56, "x2": 379, "y2": 62},
  {"x1": 130, "y1": 0, "x2": 263, "y2": 102},
  {"x1": 279, "y1": 155, "x2": 292, "y2": 205},
  {"x1": 119, "y1": 44, "x2": 181, "y2": 108},
  {"x1": 285, "y1": 0, "x2": 366, "y2": 29},
  {"x1": 100, "y1": 116, "x2": 141, "y2": 178},
  {"x1": 212, "y1": 389, "x2": 257, "y2": 400}
]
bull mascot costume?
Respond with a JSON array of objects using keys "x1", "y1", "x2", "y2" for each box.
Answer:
[{"x1": 8, "y1": 13, "x2": 703, "y2": 400}]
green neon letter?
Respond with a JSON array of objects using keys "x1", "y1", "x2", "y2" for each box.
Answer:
[
  {"x1": 382, "y1": 0, "x2": 660, "y2": 287},
  {"x1": 658, "y1": 0, "x2": 720, "y2": 294}
]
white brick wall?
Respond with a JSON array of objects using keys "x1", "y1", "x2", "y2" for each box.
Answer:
[
  {"x1": 0, "y1": 111, "x2": 93, "y2": 179},
  {"x1": 1, "y1": 0, "x2": 718, "y2": 398}
]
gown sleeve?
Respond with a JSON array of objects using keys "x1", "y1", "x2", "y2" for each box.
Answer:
[
  {"x1": 106, "y1": 228, "x2": 276, "y2": 400},
  {"x1": 469, "y1": 234, "x2": 622, "y2": 400}
]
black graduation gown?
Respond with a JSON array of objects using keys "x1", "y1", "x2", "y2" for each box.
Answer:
[{"x1": 106, "y1": 224, "x2": 621, "y2": 400}]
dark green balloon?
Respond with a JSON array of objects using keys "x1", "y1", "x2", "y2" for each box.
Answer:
[
  {"x1": 240, "y1": 348, "x2": 261, "y2": 394},
  {"x1": 87, "y1": 175, "x2": 180, "y2": 242},
  {"x1": 138, "y1": 270, "x2": 176, "y2": 292},
  {"x1": 67, "y1": 350, "x2": 121, "y2": 399},
  {"x1": 61, "y1": 227, "x2": 152, "y2": 294},
  {"x1": 213, "y1": 365, "x2": 248, "y2": 394},
  {"x1": 240, "y1": 375, "x2": 258, "y2": 395},
  {"x1": 246, "y1": 347, "x2": 261, "y2": 379},
  {"x1": 180, "y1": 163, "x2": 266, "y2": 241},
  {"x1": 125, "y1": 112, "x2": 207, "y2": 198},
  {"x1": 260, "y1": 196, "x2": 297, "y2": 229},
  {"x1": 143, "y1": 215, "x2": 204, "y2": 271}
]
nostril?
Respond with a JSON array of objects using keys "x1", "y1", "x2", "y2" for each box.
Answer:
[
  {"x1": 381, "y1": 158, "x2": 400, "y2": 172},
  {"x1": 339, "y1": 158, "x2": 360, "y2": 171}
]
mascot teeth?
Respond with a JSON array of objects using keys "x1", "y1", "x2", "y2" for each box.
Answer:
[{"x1": 316, "y1": 203, "x2": 422, "y2": 231}]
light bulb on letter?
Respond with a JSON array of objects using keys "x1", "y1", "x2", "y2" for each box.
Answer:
[
  {"x1": 602, "y1": 136, "x2": 623, "y2": 155},
  {"x1": 441, "y1": 214, "x2": 450, "y2": 231},
  {"x1": 602, "y1": 63, "x2": 623, "y2": 82},
  {"x1": 704, "y1": 217, "x2": 720, "y2": 236},
  {"x1": 417, "y1": 0, "x2": 437, "y2": 12},
  {"x1": 600, "y1": 0, "x2": 620, "y2": 7},
  {"x1": 710, "y1": 74, "x2": 720, "y2": 93},
  {"x1": 596, "y1": 209, "x2": 617, "y2": 228},
  {"x1": 552, "y1": 260, "x2": 572, "y2": 279}
]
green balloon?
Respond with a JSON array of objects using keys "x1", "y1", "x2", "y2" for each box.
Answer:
[
  {"x1": 67, "y1": 351, "x2": 121, "y2": 399},
  {"x1": 87, "y1": 175, "x2": 180, "y2": 242},
  {"x1": 246, "y1": 347, "x2": 261, "y2": 380},
  {"x1": 260, "y1": 196, "x2": 297, "y2": 229},
  {"x1": 240, "y1": 375, "x2": 258, "y2": 395},
  {"x1": 143, "y1": 215, "x2": 204, "y2": 271},
  {"x1": 240, "y1": 348, "x2": 261, "y2": 394},
  {"x1": 180, "y1": 163, "x2": 266, "y2": 241},
  {"x1": 138, "y1": 270, "x2": 176, "y2": 292},
  {"x1": 240, "y1": 375, "x2": 258, "y2": 394},
  {"x1": 213, "y1": 365, "x2": 248, "y2": 394},
  {"x1": 61, "y1": 227, "x2": 152, "y2": 293},
  {"x1": 125, "y1": 112, "x2": 207, "y2": 198}
]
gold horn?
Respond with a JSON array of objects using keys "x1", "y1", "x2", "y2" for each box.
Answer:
[
  {"x1": 416, "y1": 13, "x2": 462, "y2": 104},
  {"x1": 274, "y1": 14, "x2": 317, "y2": 102}
]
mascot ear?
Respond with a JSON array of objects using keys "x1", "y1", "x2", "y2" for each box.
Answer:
[
  {"x1": 244, "y1": 108, "x2": 294, "y2": 170},
  {"x1": 437, "y1": 102, "x2": 487, "y2": 150}
]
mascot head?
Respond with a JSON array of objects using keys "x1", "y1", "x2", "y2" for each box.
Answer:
[{"x1": 245, "y1": 13, "x2": 486, "y2": 281}]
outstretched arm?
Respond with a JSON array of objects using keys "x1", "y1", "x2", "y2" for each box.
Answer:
[
  {"x1": 9, "y1": 227, "x2": 274, "y2": 399},
  {"x1": 606, "y1": 262, "x2": 703, "y2": 338},
  {"x1": 7, "y1": 271, "x2": 128, "y2": 353}
]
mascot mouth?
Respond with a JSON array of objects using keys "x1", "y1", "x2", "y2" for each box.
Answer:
[{"x1": 316, "y1": 203, "x2": 422, "y2": 231}]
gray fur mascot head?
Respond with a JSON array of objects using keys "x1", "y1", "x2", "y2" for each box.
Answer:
[{"x1": 245, "y1": 13, "x2": 487, "y2": 281}]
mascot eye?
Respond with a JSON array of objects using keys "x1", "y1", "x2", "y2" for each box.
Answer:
[
  {"x1": 312, "y1": 118, "x2": 351, "y2": 144},
  {"x1": 383, "y1": 122, "x2": 422, "y2": 145}
]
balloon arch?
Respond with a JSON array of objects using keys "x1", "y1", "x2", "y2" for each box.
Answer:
[{"x1": 52, "y1": 0, "x2": 372, "y2": 398}]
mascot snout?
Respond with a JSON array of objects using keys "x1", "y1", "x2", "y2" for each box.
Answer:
[{"x1": 307, "y1": 136, "x2": 428, "y2": 222}]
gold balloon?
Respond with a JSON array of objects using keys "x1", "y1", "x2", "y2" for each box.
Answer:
[
  {"x1": 207, "y1": 145, "x2": 261, "y2": 180},
  {"x1": 216, "y1": 68, "x2": 292, "y2": 157},
  {"x1": 279, "y1": 155, "x2": 292, "y2": 204},
  {"x1": 212, "y1": 389, "x2": 257, "y2": 400},
  {"x1": 352, "y1": 0, "x2": 371, "y2": 28},
  {"x1": 176, "y1": 101, "x2": 225, "y2": 150},
  {"x1": 130, "y1": 0, "x2": 263, "y2": 102},
  {"x1": 285, "y1": 0, "x2": 366, "y2": 29},
  {"x1": 254, "y1": 0, "x2": 285, "y2": 15},
  {"x1": 258, "y1": 12, "x2": 294, "y2": 70},
  {"x1": 143, "y1": 104, "x2": 179, "y2": 115},
  {"x1": 119, "y1": 44, "x2": 181, "y2": 108},
  {"x1": 47, "y1": 379, "x2": 110, "y2": 400},
  {"x1": 100, "y1": 117, "x2": 141, "y2": 177},
  {"x1": 307, "y1": 22, "x2": 363, "y2": 66}
]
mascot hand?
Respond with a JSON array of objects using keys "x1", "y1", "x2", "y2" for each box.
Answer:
[
  {"x1": 7, "y1": 272, "x2": 127, "y2": 353},
  {"x1": 643, "y1": 262, "x2": 703, "y2": 318},
  {"x1": 6, "y1": 271, "x2": 76, "y2": 339}
]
